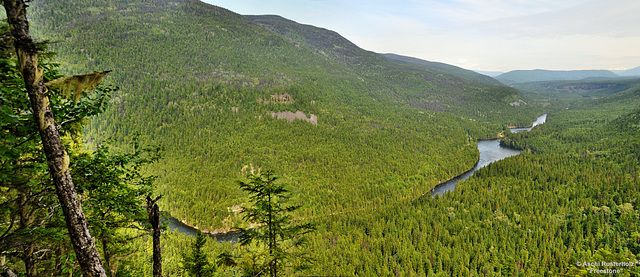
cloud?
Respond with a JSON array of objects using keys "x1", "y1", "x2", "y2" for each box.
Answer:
[
  {"x1": 472, "y1": 0, "x2": 640, "y2": 38},
  {"x1": 406, "y1": 0, "x2": 593, "y2": 24}
]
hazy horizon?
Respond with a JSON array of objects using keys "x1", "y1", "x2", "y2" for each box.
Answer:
[{"x1": 202, "y1": 0, "x2": 640, "y2": 72}]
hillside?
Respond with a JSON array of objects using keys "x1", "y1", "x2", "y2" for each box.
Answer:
[
  {"x1": 382, "y1": 53, "x2": 504, "y2": 86},
  {"x1": 496, "y1": 69, "x2": 619, "y2": 85},
  {"x1": 28, "y1": 0, "x2": 541, "y2": 231},
  {"x1": 247, "y1": 14, "x2": 376, "y2": 68}
]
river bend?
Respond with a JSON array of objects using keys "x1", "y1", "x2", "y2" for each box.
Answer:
[
  {"x1": 167, "y1": 114, "x2": 548, "y2": 240},
  {"x1": 431, "y1": 114, "x2": 547, "y2": 197}
]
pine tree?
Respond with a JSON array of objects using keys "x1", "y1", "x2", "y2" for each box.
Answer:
[
  {"x1": 182, "y1": 232, "x2": 215, "y2": 277},
  {"x1": 235, "y1": 170, "x2": 315, "y2": 277}
]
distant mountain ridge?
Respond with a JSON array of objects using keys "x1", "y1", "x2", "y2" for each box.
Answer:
[
  {"x1": 382, "y1": 53, "x2": 504, "y2": 86},
  {"x1": 613, "y1": 66, "x2": 640, "y2": 76},
  {"x1": 496, "y1": 69, "x2": 619, "y2": 85},
  {"x1": 512, "y1": 77, "x2": 640, "y2": 96},
  {"x1": 474, "y1": 70, "x2": 504, "y2": 78}
]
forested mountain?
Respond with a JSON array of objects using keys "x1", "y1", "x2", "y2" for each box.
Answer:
[
  {"x1": 474, "y1": 70, "x2": 505, "y2": 77},
  {"x1": 513, "y1": 78, "x2": 640, "y2": 96},
  {"x1": 382, "y1": 53, "x2": 504, "y2": 86},
  {"x1": 496, "y1": 69, "x2": 620, "y2": 85},
  {"x1": 27, "y1": 0, "x2": 541, "y2": 231}
]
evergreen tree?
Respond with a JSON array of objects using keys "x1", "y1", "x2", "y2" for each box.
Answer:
[
  {"x1": 182, "y1": 232, "x2": 215, "y2": 277},
  {"x1": 234, "y1": 170, "x2": 315, "y2": 277}
]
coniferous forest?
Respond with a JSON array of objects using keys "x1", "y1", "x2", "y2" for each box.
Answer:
[{"x1": 1, "y1": 0, "x2": 639, "y2": 276}]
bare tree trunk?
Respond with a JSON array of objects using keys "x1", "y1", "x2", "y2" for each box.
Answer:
[
  {"x1": 147, "y1": 196, "x2": 162, "y2": 277},
  {"x1": 2, "y1": 1, "x2": 107, "y2": 276}
]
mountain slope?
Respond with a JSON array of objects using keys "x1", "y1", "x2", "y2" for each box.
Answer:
[
  {"x1": 247, "y1": 14, "x2": 373, "y2": 67},
  {"x1": 496, "y1": 69, "x2": 619, "y2": 85},
  {"x1": 28, "y1": 0, "x2": 541, "y2": 230},
  {"x1": 382, "y1": 53, "x2": 504, "y2": 86}
]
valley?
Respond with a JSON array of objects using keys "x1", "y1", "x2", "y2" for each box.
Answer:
[
  {"x1": 167, "y1": 114, "x2": 547, "y2": 239},
  {"x1": 1, "y1": 0, "x2": 639, "y2": 276},
  {"x1": 26, "y1": 0, "x2": 543, "y2": 233}
]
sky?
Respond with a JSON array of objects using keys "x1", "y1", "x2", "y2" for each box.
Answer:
[{"x1": 201, "y1": 0, "x2": 640, "y2": 72}]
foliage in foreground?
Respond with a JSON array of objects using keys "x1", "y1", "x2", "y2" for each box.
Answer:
[{"x1": 0, "y1": 19, "x2": 161, "y2": 275}]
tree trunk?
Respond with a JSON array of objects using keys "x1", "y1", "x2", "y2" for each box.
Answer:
[
  {"x1": 2, "y1": 1, "x2": 107, "y2": 276},
  {"x1": 100, "y1": 237, "x2": 115, "y2": 277},
  {"x1": 147, "y1": 196, "x2": 162, "y2": 277},
  {"x1": 18, "y1": 193, "x2": 36, "y2": 277}
]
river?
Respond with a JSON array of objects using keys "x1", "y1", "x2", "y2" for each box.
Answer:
[
  {"x1": 430, "y1": 114, "x2": 547, "y2": 197},
  {"x1": 167, "y1": 114, "x2": 547, "y2": 240},
  {"x1": 164, "y1": 214, "x2": 241, "y2": 243}
]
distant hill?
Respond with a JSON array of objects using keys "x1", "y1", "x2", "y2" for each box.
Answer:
[
  {"x1": 496, "y1": 69, "x2": 619, "y2": 85},
  {"x1": 382, "y1": 53, "x2": 504, "y2": 86},
  {"x1": 613, "y1": 66, "x2": 640, "y2": 76},
  {"x1": 512, "y1": 77, "x2": 640, "y2": 97}
]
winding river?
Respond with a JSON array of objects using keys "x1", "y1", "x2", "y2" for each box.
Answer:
[
  {"x1": 164, "y1": 214, "x2": 241, "y2": 243},
  {"x1": 431, "y1": 114, "x2": 547, "y2": 197},
  {"x1": 167, "y1": 114, "x2": 547, "y2": 241}
]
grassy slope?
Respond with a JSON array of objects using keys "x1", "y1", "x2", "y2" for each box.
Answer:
[{"x1": 28, "y1": 0, "x2": 541, "y2": 231}]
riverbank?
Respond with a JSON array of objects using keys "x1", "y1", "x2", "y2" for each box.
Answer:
[
  {"x1": 168, "y1": 114, "x2": 548, "y2": 239},
  {"x1": 430, "y1": 114, "x2": 547, "y2": 197},
  {"x1": 164, "y1": 213, "x2": 241, "y2": 243}
]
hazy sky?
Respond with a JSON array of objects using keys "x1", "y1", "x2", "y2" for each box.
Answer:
[{"x1": 201, "y1": 0, "x2": 640, "y2": 72}]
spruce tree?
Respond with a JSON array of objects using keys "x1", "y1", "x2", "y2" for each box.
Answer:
[
  {"x1": 183, "y1": 231, "x2": 215, "y2": 277},
  {"x1": 235, "y1": 170, "x2": 315, "y2": 277}
]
